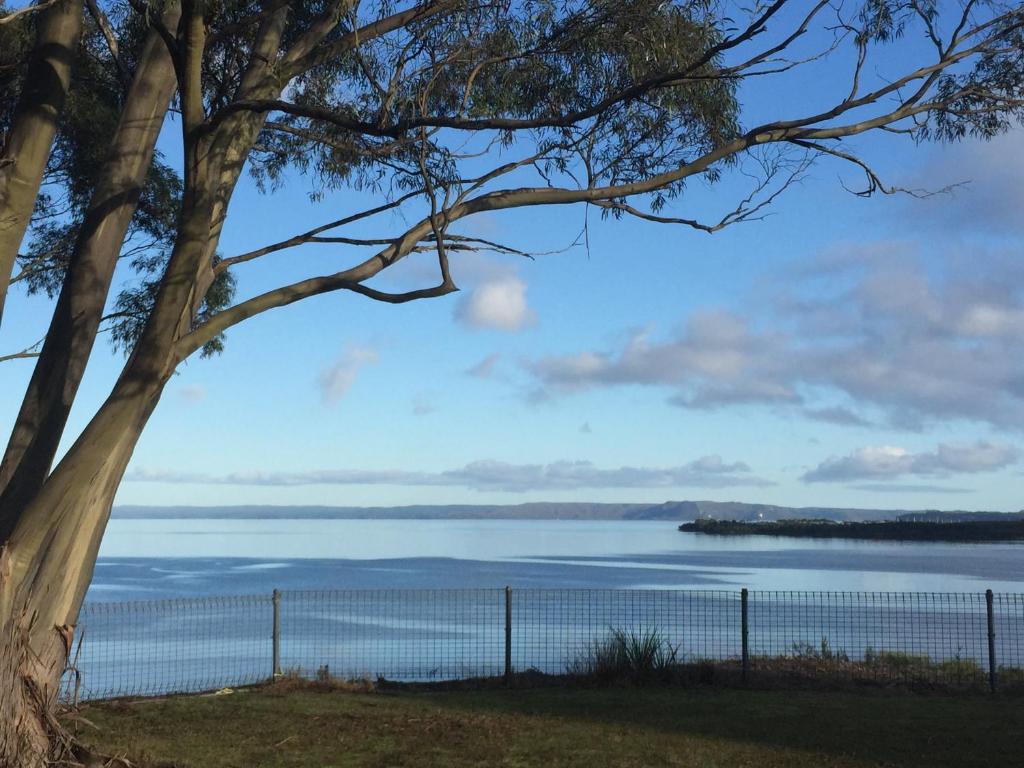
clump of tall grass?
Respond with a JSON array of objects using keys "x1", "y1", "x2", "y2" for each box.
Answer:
[
  {"x1": 791, "y1": 637, "x2": 848, "y2": 662},
  {"x1": 567, "y1": 627, "x2": 680, "y2": 683},
  {"x1": 273, "y1": 665, "x2": 376, "y2": 692},
  {"x1": 863, "y1": 647, "x2": 985, "y2": 683}
]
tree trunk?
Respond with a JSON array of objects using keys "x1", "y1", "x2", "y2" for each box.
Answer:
[
  {"x1": 0, "y1": 150, "x2": 219, "y2": 764},
  {"x1": 0, "y1": 11, "x2": 276, "y2": 762},
  {"x1": 0, "y1": 597, "x2": 71, "y2": 768},
  {"x1": 0, "y1": 361, "x2": 171, "y2": 767},
  {"x1": 0, "y1": 0, "x2": 82, "y2": 326},
  {"x1": 0, "y1": 12, "x2": 179, "y2": 534},
  {"x1": 0, "y1": 578, "x2": 78, "y2": 768}
]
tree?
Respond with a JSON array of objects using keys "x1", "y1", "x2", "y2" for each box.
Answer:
[
  {"x1": 0, "y1": 0, "x2": 1021, "y2": 764},
  {"x1": 0, "y1": 0, "x2": 81, "y2": 322}
]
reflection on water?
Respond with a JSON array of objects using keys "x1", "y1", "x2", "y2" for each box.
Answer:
[{"x1": 89, "y1": 519, "x2": 1024, "y2": 601}]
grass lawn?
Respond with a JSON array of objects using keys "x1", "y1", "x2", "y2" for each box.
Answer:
[{"x1": 72, "y1": 684, "x2": 1021, "y2": 768}]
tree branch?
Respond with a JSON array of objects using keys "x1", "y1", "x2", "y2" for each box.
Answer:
[
  {"x1": 173, "y1": 1, "x2": 1024, "y2": 361},
  {"x1": 215, "y1": 188, "x2": 424, "y2": 273},
  {"x1": 280, "y1": 1, "x2": 462, "y2": 80},
  {"x1": 85, "y1": 0, "x2": 129, "y2": 86},
  {"x1": 0, "y1": 336, "x2": 45, "y2": 364},
  {"x1": 205, "y1": 0, "x2": 840, "y2": 139},
  {"x1": 0, "y1": 0, "x2": 60, "y2": 26},
  {"x1": 126, "y1": 0, "x2": 180, "y2": 64},
  {"x1": 594, "y1": 151, "x2": 811, "y2": 232},
  {"x1": 787, "y1": 138, "x2": 953, "y2": 197}
]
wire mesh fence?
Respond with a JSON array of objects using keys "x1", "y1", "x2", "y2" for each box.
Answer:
[
  {"x1": 509, "y1": 589, "x2": 741, "y2": 674},
  {"x1": 63, "y1": 588, "x2": 1024, "y2": 701},
  {"x1": 995, "y1": 593, "x2": 1024, "y2": 688},
  {"x1": 66, "y1": 595, "x2": 272, "y2": 701},
  {"x1": 747, "y1": 591, "x2": 996, "y2": 688},
  {"x1": 278, "y1": 589, "x2": 505, "y2": 682}
]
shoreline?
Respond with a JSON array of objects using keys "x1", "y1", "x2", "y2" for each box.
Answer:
[{"x1": 678, "y1": 518, "x2": 1024, "y2": 542}]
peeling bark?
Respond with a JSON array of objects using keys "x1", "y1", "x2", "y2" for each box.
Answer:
[{"x1": 0, "y1": 592, "x2": 72, "y2": 768}]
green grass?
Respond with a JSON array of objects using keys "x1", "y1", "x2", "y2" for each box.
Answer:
[{"x1": 70, "y1": 684, "x2": 1022, "y2": 768}]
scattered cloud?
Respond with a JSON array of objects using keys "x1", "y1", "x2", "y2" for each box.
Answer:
[
  {"x1": 525, "y1": 247, "x2": 1024, "y2": 431},
  {"x1": 802, "y1": 442, "x2": 1018, "y2": 483},
  {"x1": 126, "y1": 467, "x2": 426, "y2": 486},
  {"x1": 177, "y1": 385, "x2": 206, "y2": 404},
  {"x1": 529, "y1": 311, "x2": 798, "y2": 407},
  {"x1": 802, "y1": 407, "x2": 872, "y2": 427},
  {"x1": 318, "y1": 346, "x2": 378, "y2": 405},
  {"x1": 412, "y1": 394, "x2": 435, "y2": 416},
  {"x1": 900, "y1": 130, "x2": 1024, "y2": 236},
  {"x1": 127, "y1": 467, "x2": 211, "y2": 484},
  {"x1": 456, "y1": 275, "x2": 535, "y2": 331},
  {"x1": 849, "y1": 483, "x2": 974, "y2": 495},
  {"x1": 466, "y1": 353, "x2": 501, "y2": 378},
  {"x1": 439, "y1": 457, "x2": 772, "y2": 492},
  {"x1": 124, "y1": 455, "x2": 772, "y2": 492}
]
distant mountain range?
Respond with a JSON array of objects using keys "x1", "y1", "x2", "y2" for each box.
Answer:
[{"x1": 111, "y1": 501, "x2": 1024, "y2": 523}]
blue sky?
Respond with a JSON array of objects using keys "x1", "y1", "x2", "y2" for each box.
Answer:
[{"x1": 2, "y1": 4, "x2": 1023, "y2": 511}]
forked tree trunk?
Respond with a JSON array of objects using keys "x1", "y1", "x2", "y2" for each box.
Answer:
[
  {"x1": 0, "y1": 0, "x2": 82, "y2": 325},
  {"x1": 0, "y1": 146, "x2": 221, "y2": 764},
  {"x1": 0, "y1": 12, "x2": 280, "y2": 762},
  {"x1": 0, "y1": 367, "x2": 169, "y2": 768},
  {"x1": 0, "y1": 11, "x2": 180, "y2": 533}
]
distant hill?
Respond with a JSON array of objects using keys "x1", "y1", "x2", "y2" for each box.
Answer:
[{"x1": 111, "y1": 501, "x2": 1023, "y2": 522}]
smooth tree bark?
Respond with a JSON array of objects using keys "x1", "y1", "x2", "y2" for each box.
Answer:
[
  {"x1": 0, "y1": 8, "x2": 181, "y2": 535},
  {"x1": 0, "y1": 0, "x2": 82, "y2": 325},
  {"x1": 0, "y1": 4, "x2": 452, "y2": 761},
  {"x1": 0, "y1": 2, "x2": 1022, "y2": 766}
]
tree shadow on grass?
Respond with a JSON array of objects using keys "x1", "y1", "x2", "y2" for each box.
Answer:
[{"x1": 422, "y1": 686, "x2": 1019, "y2": 768}]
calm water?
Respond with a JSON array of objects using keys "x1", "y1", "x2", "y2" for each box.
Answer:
[
  {"x1": 88, "y1": 518, "x2": 1024, "y2": 601},
  {"x1": 70, "y1": 519, "x2": 1024, "y2": 699}
]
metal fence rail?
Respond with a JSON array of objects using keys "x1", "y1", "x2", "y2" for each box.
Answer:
[{"x1": 65, "y1": 588, "x2": 1024, "y2": 701}]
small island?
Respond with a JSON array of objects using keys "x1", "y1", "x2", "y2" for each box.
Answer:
[{"x1": 678, "y1": 517, "x2": 1024, "y2": 542}]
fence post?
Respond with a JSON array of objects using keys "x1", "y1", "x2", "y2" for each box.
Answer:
[
  {"x1": 272, "y1": 588, "x2": 282, "y2": 678},
  {"x1": 741, "y1": 588, "x2": 749, "y2": 684},
  {"x1": 986, "y1": 589, "x2": 997, "y2": 693},
  {"x1": 504, "y1": 586, "x2": 512, "y2": 685}
]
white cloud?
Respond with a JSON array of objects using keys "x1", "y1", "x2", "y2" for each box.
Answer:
[
  {"x1": 529, "y1": 310, "x2": 797, "y2": 407},
  {"x1": 525, "y1": 246, "x2": 1024, "y2": 430},
  {"x1": 956, "y1": 304, "x2": 1024, "y2": 338},
  {"x1": 456, "y1": 275, "x2": 535, "y2": 331},
  {"x1": 318, "y1": 346, "x2": 378, "y2": 405},
  {"x1": 124, "y1": 455, "x2": 772, "y2": 492},
  {"x1": 802, "y1": 442, "x2": 1018, "y2": 483}
]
